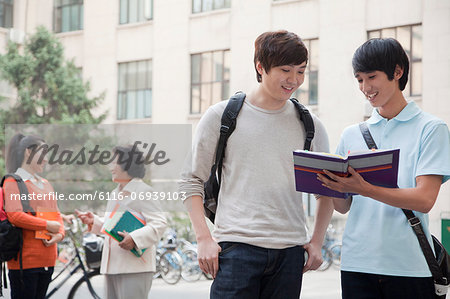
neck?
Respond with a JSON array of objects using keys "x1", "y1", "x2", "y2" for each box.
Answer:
[
  {"x1": 377, "y1": 91, "x2": 408, "y2": 120},
  {"x1": 248, "y1": 86, "x2": 288, "y2": 110},
  {"x1": 118, "y1": 179, "x2": 132, "y2": 191},
  {"x1": 20, "y1": 164, "x2": 36, "y2": 176}
]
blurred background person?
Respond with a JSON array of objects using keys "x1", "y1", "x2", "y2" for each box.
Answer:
[
  {"x1": 4, "y1": 133, "x2": 64, "y2": 299},
  {"x1": 76, "y1": 145, "x2": 167, "y2": 299}
]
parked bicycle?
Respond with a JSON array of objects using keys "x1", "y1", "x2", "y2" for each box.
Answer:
[
  {"x1": 152, "y1": 229, "x2": 213, "y2": 284},
  {"x1": 318, "y1": 224, "x2": 342, "y2": 271},
  {"x1": 153, "y1": 232, "x2": 183, "y2": 285},
  {"x1": 46, "y1": 219, "x2": 104, "y2": 299},
  {"x1": 178, "y1": 238, "x2": 202, "y2": 282}
]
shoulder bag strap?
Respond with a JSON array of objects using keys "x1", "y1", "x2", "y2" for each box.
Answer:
[
  {"x1": 358, "y1": 122, "x2": 445, "y2": 283},
  {"x1": 359, "y1": 122, "x2": 377, "y2": 150}
]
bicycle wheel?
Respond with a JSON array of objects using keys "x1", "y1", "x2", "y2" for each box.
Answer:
[
  {"x1": 181, "y1": 249, "x2": 203, "y2": 282},
  {"x1": 317, "y1": 247, "x2": 332, "y2": 271},
  {"x1": 330, "y1": 243, "x2": 342, "y2": 268},
  {"x1": 68, "y1": 269, "x2": 104, "y2": 299},
  {"x1": 159, "y1": 250, "x2": 182, "y2": 285},
  {"x1": 153, "y1": 252, "x2": 161, "y2": 279}
]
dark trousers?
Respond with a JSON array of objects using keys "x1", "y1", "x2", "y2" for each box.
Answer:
[
  {"x1": 8, "y1": 267, "x2": 54, "y2": 299},
  {"x1": 211, "y1": 242, "x2": 305, "y2": 299},
  {"x1": 341, "y1": 270, "x2": 436, "y2": 299}
]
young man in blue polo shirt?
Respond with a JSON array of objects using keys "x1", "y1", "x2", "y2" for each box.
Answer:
[{"x1": 318, "y1": 38, "x2": 450, "y2": 299}]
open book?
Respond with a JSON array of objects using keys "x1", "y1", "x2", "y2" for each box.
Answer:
[
  {"x1": 101, "y1": 203, "x2": 147, "y2": 257},
  {"x1": 293, "y1": 149, "x2": 400, "y2": 198}
]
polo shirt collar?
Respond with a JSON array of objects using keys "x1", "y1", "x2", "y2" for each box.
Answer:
[{"x1": 367, "y1": 101, "x2": 421, "y2": 124}]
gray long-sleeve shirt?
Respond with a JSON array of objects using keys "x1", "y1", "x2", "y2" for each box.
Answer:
[{"x1": 180, "y1": 98, "x2": 329, "y2": 249}]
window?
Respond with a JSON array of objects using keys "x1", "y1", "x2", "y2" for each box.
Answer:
[
  {"x1": 368, "y1": 24, "x2": 422, "y2": 97},
  {"x1": 54, "y1": 0, "x2": 84, "y2": 33},
  {"x1": 119, "y1": 0, "x2": 153, "y2": 24},
  {"x1": 293, "y1": 39, "x2": 319, "y2": 105},
  {"x1": 190, "y1": 50, "x2": 230, "y2": 114},
  {"x1": 192, "y1": 0, "x2": 230, "y2": 14},
  {"x1": 0, "y1": 0, "x2": 13, "y2": 28},
  {"x1": 117, "y1": 60, "x2": 152, "y2": 120}
]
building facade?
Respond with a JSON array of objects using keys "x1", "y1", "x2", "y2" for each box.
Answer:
[{"x1": 0, "y1": 0, "x2": 449, "y2": 235}]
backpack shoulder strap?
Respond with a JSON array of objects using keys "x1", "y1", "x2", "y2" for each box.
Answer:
[
  {"x1": 290, "y1": 98, "x2": 315, "y2": 151},
  {"x1": 1, "y1": 174, "x2": 34, "y2": 215},
  {"x1": 215, "y1": 92, "x2": 246, "y2": 183}
]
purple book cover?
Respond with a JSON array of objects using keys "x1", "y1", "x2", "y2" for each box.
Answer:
[{"x1": 293, "y1": 149, "x2": 400, "y2": 199}]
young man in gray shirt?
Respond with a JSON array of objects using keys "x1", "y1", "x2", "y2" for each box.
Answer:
[{"x1": 180, "y1": 30, "x2": 333, "y2": 298}]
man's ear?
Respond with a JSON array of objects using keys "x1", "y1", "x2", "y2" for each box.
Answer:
[
  {"x1": 394, "y1": 65, "x2": 404, "y2": 80},
  {"x1": 256, "y1": 61, "x2": 264, "y2": 75}
]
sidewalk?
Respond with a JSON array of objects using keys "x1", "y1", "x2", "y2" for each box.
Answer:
[
  {"x1": 149, "y1": 267, "x2": 341, "y2": 299},
  {"x1": 1, "y1": 267, "x2": 341, "y2": 298}
]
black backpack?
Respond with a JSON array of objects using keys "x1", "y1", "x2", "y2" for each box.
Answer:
[
  {"x1": 0, "y1": 174, "x2": 34, "y2": 296},
  {"x1": 203, "y1": 92, "x2": 315, "y2": 223}
]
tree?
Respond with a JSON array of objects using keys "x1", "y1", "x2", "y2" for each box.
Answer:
[
  {"x1": 0, "y1": 26, "x2": 106, "y2": 124},
  {"x1": 0, "y1": 26, "x2": 107, "y2": 177}
]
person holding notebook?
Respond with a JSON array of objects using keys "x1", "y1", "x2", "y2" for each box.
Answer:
[
  {"x1": 317, "y1": 38, "x2": 450, "y2": 298},
  {"x1": 76, "y1": 145, "x2": 167, "y2": 299},
  {"x1": 180, "y1": 30, "x2": 333, "y2": 298},
  {"x1": 3, "y1": 133, "x2": 64, "y2": 299}
]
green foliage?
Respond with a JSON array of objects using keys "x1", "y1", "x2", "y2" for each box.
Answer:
[
  {"x1": 0, "y1": 26, "x2": 108, "y2": 177},
  {"x1": 167, "y1": 212, "x2": 196, "y2": 242}
]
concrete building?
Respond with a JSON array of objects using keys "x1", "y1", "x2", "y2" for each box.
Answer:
[{"x1": 0, "y1": 0, "x2": 449, "y2": 236}]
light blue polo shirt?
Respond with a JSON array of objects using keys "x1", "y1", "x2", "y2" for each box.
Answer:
[{"x1": 336, "y1": 101, "x2": 450, "y2": 277}]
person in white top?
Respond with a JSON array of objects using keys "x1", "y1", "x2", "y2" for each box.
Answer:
[
  {"x1": 180, "y1": 30, "x2": 334, "y2": 298},
  {"x1": 76, "y1": 145, "x2": 167, "y2": 299}
]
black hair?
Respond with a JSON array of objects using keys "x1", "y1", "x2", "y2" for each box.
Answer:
[
  {"x1": 352, "y1": 38, "x2": 410, "y2": 91},
  {"x1": 113, "y1": 145, "x2": 146, "y2": 179},
  {"x1": 6, "y1": 133, "x2": 45, "y2": 173}
]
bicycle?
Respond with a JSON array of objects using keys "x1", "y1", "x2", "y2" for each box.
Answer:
[
  {"x1": 46, "y1": 220, "x2": 104, "y2": 299},
  {"x1": 178, "y1": 239, "x2": 203, "y2": 282},
  {"x1": 153, "y1": 240, "x2": 183, "y2": 285},
  {"x1": 317, "y1": 224, "x2": 342, "y2": 271}
]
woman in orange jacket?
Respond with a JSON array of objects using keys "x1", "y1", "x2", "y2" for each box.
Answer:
[{"x1": 4, "y1": 133, "x2": 64, "y2": 299}]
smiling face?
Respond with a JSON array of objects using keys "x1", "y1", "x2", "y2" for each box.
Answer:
[
  {"x1": 355, "y1": 68, "x2": 403, "y2": 109},
  {"x1": 258, "y1": 61, "x2": 307, "y2": 103}
]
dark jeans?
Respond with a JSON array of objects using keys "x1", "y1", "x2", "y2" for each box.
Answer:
[
  {"x1": 8, "y1": 267, "x2": 54, "y2": 299},
  {"x1": 210, "y1": 242, "x2": 305, "y2": 299},
  {"x1": 341, "y1": 270, "x2": 436, "y2": 299}
]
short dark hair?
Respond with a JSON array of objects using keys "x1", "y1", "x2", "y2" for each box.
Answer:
[
  {"x1": 6, "y1": 133, "x2": 45, "y2": 173},
  {"x1": 113, "y1": 145, "x2": 146, "y2": 179},
  {"x1": 352, "y1": 38, "x2": 409, "y2": 91},
  {"x1": 254, "y1": 30, "x2": 308, "y2": 83}
]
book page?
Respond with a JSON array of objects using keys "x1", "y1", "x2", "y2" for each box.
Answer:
[{"x1": 294, "y1": 150, "x2": 345, "y2": 160}]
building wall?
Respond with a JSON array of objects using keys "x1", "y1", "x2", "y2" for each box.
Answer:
[
  {"x1": 422, "y1": 0, "x2": 450, "y2": 233},
  {"x1": 2, "y1": 0, "x2": 449, "y2": 235}
]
